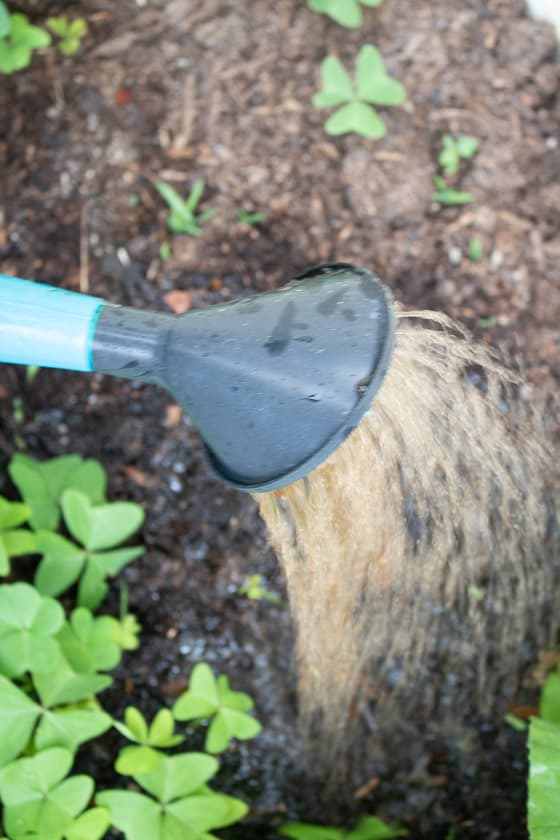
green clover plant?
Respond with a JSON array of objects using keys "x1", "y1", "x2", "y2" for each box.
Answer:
[
  {"x1": 173, "y1": 662, "x2": 262, "y2": 753},
  {"x1": 313, "y1": 45, "x2": 405, "y2": 139},
  {"x1": 308, "y1": 0, "x2": 382, "y2": 28},
  {"x1": 0, "y1": 6, "x2": 50, "y2": 74},
  {"x1": 0, "y1": 748, "x2": 109, "y2": 840},
  {"x1": 156, "y1": 179, "x2": 216, "y2": 236},
  {"x1": 114, "y1": 707, "x2": 184, "y2": 774},
  {"x1": 279, "y1": 815, "x2": 408, "y2": 839},
  {"x1": 34, "y1": 488, "x2": 144, "y2": 610},
  {"x1": 46, "y1": 16, "x2": 87, "y2": 56},
  {"x1": 98, "y1": 752, "x2": 247, "y2": 840},
  {"x1": 438, "y1": 134, "x2": 479, "y2": 177},
  {"x1": 431, "y1": 176, "x2": 475, "y2": 206},
  {"x1": 0, "y1": 498, "x2": 35, "y2": 576},
  {"x1": 239, "y1": 573, "x2": 281, "y2": 604},
  {"x1": 0, "y1": 583, "x2": 63, "y2": 678},
  {"x1": 528, "y1": 667, "x2": 560, "y2": 839}
]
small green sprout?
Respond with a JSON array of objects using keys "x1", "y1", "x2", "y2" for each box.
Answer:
[
  {"x1": 239, "y1": 573, "x2": 281, "y2": 604},
  {"x1": 279, "y1": 815, "x2": 408, "y2": 839},
  {"x1": 127, "y1": 193, "x2": 140, "y2": 208},
  {"x1": 439, "y1": 134, "x2": 479, "y2": 177},
  {"x1": 173, "y1": 662, "x2": 262, "y2": 753},
  {"x1": 0, "y1": 496, "x2": 35, "y2": 576},
  {"x1": 34, "y1": 488, "x2": 145, "y2": 610},
  {"x1": 477, "y1": 316, "x2": 497, "y2": 330},
  {"x1": 0, "y1": 748, "x2": 109, "y2": 840},
  {"x1": 237, "y1": 207, "x2": 265, "y2": 226},
  {"x1": 504, "y1": 713, "x2": 527, "y2": 732},
  {"x1": 313, "y1": 44, "x2": 405, "y2": 140},
  {"x1": 159, "y1": 241, "x2": 171, "y2": 261},
  {"x1": 467, "y1": 584, "x2": 485, "y2": 602},
  {"x1": 114, "y1": 706, "x2": 184, "y2": 774},
  {"x1": 432, "y1": 176, "x2": 475, "y2": 206},
  {"x1": 25, "y1": 364, "x2": 40, "y2": 384},
  {"x1": 98, "y1": 752, "x2": 247, "y2": 840},
  {"x1": 468, "y1": 238, "x2": 483, "y2": 262},
  {"x1": 308, "y1": 0, "x2": 382, "y2": 28},
  {"x1": 156, "y1": 179, "x2": 216, "y2": 236},
  {"x1": 0, "y1": 7, "x2": 50, "y2": 74},
  {"x1": 11, "y1": 396, "x2": 23, "y2": 424},
  {"x1": 46, "y1": 16, "x2": 87, "y2": 56}
]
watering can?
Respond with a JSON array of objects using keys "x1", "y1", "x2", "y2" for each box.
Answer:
[{"x1": 0, "y1": 264, "x2": 394, "y2": 491}]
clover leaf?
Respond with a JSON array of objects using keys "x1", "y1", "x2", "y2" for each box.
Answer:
[
  {"x1": 438, "y1": 134, "x2": 479, "y2": 177},
  {"x1": 0, "y1": 496, "x2": 35, "y2": 576},
  {"x1": 528, "y1": 716, "x2": 560, "y2": 839},
  {"x1": 0, "y1": 748, "x2": 95, "y2": 839},
  {"x1": 173, "y1": 663, "x2": 262, "y2": 753},
  {"x1": 57, "y1": 607, "x2": 124, "y2": 673},
  {"x1": 99, "y1": 752, "x2": 247, "y2": 840},
  {"x1": 114, "y1": 707, "x2": 184, "y2": 774},
  {"x1": 47, "y1": 16, "x2": 88, "y2": 56},
  {"x1": 432, "y1": 176, "x2": 475, "y2": 206},
  {"x1": 0, "y1": 12, "x2": 50, "y2": 75},
  {"x1": 279, "y1": 815, "x2": 408, "y2": 839},
  {"x1": 8, "y1": 454, "x2": 106, "y2": 531},
  {"x1": 33, "y1": 657, "x2": 112, "y2": 708},
  {"x1": 0, "y1": 675, "x2": 41, "y2": 768},
  {"x1": 34, "y1": 700, "x2": 112, "y2": 754},
  {"x1": 0, "y1": 582, "x2": 64, "y2": 678},
  {"x1": 313, "y1": 45, "x2": 405, "y2": 139},
  {"x1": 34, "y1": 489, "x2": 144, "y2": 610},
  {"x1": 308, "y1": 0, "x2": 382, "y2": 28}
]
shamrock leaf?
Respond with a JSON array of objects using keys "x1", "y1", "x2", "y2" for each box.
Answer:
[
  {"x1": 47, "y1": 16, "x2": 88, "y2": 56},
  {"x1": 57, "y1": 607, "x2": 123, "y2": 673},
  {"x1": 0, "y1": 675, "x2": 41, "y2": 768},
  {"x1": 313, "y1": 45, "x2": 405, "y2": 140},
  {"x1": 0, "y1": 496, "x2": 35, "y2": 576},
  {"x1": 528, "y1": 716, "x2": 560, "y2": 840},
  {"x1": 8, "y1": 454, "x2": 105, "y2": 531},
  {"x1": 99, "y1": 752, "x2": 247, "y2": 840},
  {"x1": 432, "y1": 176, "x2": 475, "y2": 206},
  {"x1": 34, "y1": 489, "x2": 144, "y2": 610},
  {"x1": 34, "y1": 656, "x2": 111, "y2": 707},
  {"x1": 34, "y1": 702, "x2": 112, "y2": 754},
  {"x1": 541, "y1": 669, "x2": 560, "y2": 724},
  {"x1": 308, "y1": 0, "x2": 382, "y2": 28},
  {"x1": 0, "y1": 12, "x2": 50, "y2": 74},
  {"x1": 0, "y1": 748, "x2": 93, "y2": 840},
  {"x1": 279, "y1": 816, "x2": 407, "y2": 839},
  {"x1": 0, "y1": 582, "x2": 64, "y2": 678},
  {"x1": 114, "y1": 707, "x2": 184, "y2": 774},
  {"x1": 65, "y1": 807, "x2": 110, "y2": 840},
  {"x1": 438, "y1": 134, "x2": 479, "y2": 177},
  {"x1": 173, "y1": 663, "x2": 262, "y2": 753}
]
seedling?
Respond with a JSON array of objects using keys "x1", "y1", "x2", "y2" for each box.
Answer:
[
  {"x1": 173, "y1": 662, "x2": 262, "y2": 753},
  {"x1": 477, "y1": 316, "x2": 497, "y2": 330},
  {"x1": 156, "y1": 179, "x2": 216, "y2": 236},
  {"x1": 504, "y1": 712, "x2": 527, "y2": 732},
  {"x1": 0, "y1": 7, "x2": 50, "y2": 74},
  {"x1": 468, "y1": 237, "x2": 483, "y2": 262},
  {"x1": 0, "y1": 496, "x2": 35, "y2": 575},
  {"x1": 159, "y1": 241, "x2": 171, "y2": 261},
  {"x1": 25, "y1": 364, "x2": 40, "y2": 384},
  {"x1": 98, "y1": 752, "x2": 247, "y2": 840},
  {"x1": 239, "y1": 573, "x2": 281, "y2": 604},
  {"x1": 439, "y1": 134, "x2": 479, "y2": 177},
  {"x1": 57, "y1": 607, "x2": 138, "y2": 674},
  {"x1": 34, "y1": 488, "x2": 145, "y2": 610},
  {"x1": 47, "y1": 16, "x2": 88, "y2": 56},
  {"x1": 114, "y1": 706, "x2": 184, "y2": 774},
  {"x1": 0, "y1": 747, "x2": 109, "y2": 840},
  {"x1": 313, "y1": 45, "x2": 405, "y2": 140},
  {"x1": 308, "y1": 0, "x2": 382, "y2": 28},
  {"x1": 432, "y1": 176, "x2": 475, "y2": 206},
  {"x1": 127, "y1": 194, "x2": 140, "y2": 208},
  {"x1": 237, "y1": 207, "x2": 265, "y2": 226},
  {"x1": 279, "y1": 815, "x2": 408, "y2": 839}
]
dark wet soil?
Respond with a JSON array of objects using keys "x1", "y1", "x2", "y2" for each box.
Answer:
[{"x1": 1, "y1": 1, "x2": 559, "y2": 837}]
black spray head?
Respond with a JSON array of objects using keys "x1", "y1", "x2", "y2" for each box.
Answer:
[{"x1": 93, "y1": 263, "x2": 395, "y2": 492}]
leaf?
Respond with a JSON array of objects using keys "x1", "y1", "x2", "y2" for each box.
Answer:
[
  {"x1": 59, "y1": 37, "x2": 81, "y2": 56},
  {"x1": 65, "y1": 460, "x2": 106, "y2": 504},
  {"x1": 348, "y1": 815, "x2": 408, "y2": 839},
  {"x1": 0, "y1": 497, "x2": 30, "y2": 530},
  {"x1": 34, "y1": 658, "x2": 111, "y2": 707},
  {"x1": 0, "y1": 582, "x2": 64, "y2": 677},
  {"x1": 356, "y1": 45, "x2": 405, "y2": 105},
  {"x1": 135, "y1": 752, "x2": 219, "y2": 803},
  {"x1": 9, "y1": 455, "x2": 59, "y2": 531},
  {"x1": 65, "y1": 807, "x2": 110, "y2": 840},
  {"x1": 34, "y1": 531, "x2": 87, "y2": 597},
  {"x1": 46, "y1": 16, "x2": 70, "y2": 37},
  {"x1": 279, "y1": 824, "x2": 344, "y2": 840},
  {"x1": 34, "y1": 706, "x2": 112, "y2": 753},
  {"x1": 456, "y1": 136, "x2": 478, "y2": 159},
  {"x1": 61, "y1": 489, "x2": 144, "y2": 551},
  {"x1": 0, "y1": 2, "x2": 9, "y2": 38},
  {"x1": 314, "y1": 0, "x2": 362, "y2": 27},
  {"x1": 9, "y1": 13, "x2": 51, "y2": 49},
  {"x1": 96, "y1": 791, "x2": 161, "y2": 840},
  {"x1": 115, "y1": 745, "x2": 163, "y2": 775},
  {"x1": 325, "y1": 102, "x2": 386, "y2": 139},
  {"x1": 432, "y1": 177, "x2": 475, "y2": 206},
  {"x1": 57, "y1": 608, "x2": 122, "y2": 673},
  {"x1": 186, "y1": 178, "x2": 205, "y2": 214},
  {"x1": 77, "y1": 546, "x2": 144, "y2": 611},
  {"x1": 206, "y1": 708, "x2": 262, "y2": 754},
  {"x1": 166, "y1": 792, "x2": 248, "y2": 832},
  {"x1": 110, "y1": 612, "x2": 141, "y2": 650},
  {"x1": 0, "y1": 748, "x2": 92, "y2": 840},
  {"x1": 173, "y1": 663, "x2": 220, "y2": 720},
  {"x1": 149, "y1": 708, "x2": 184, "y2": 747},
  {"x1": 541, "y1": 670, "x2": 560, "y2": 724},
  {"x1": 313, "y1": 56, "x2": 353, "y2": 108},
  {"x1": 0, "y1": 676, "x2": 40, "y2": 768},
  {"x1": 528, "y1": 716, "x2": 560, "y2": 839},
  {"x1": 2, "y1": 528, "x2": 36, "y2": 556}
]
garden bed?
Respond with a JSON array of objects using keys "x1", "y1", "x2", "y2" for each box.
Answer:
[{"x1": 1, "y1": 1, "x2": 559, "y2": 837}]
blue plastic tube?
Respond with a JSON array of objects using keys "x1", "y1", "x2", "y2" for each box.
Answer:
[{"x1": 0, "y1": 275, "x2": 104, "y2": 372}]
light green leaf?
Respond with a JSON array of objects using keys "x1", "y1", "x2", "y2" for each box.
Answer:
[
  {"x1": 432, "y1": 176, "x2": 475, "y2": 206},
  {"x1": 0, "y1": 675, "x2": 40, "y2": 768},
  {"x1": 46, "y1": 16, "x2": 70, "y2": 37},
  {"x1": 9, "y1": 455, "x2": 59, "y2": 531},
  {"x1": 348, "y1": 815, "x2": 408, "y2": 839},
  {"x1": 125, "y1": 706, "x2": 149, "y2": 742},
  {"x1": 0, "y1": 2, "x2": 10, "y2": 39},
  {"x1": 34, "y1": 706, "x2": 112, "y2": 753},
  {"x1": 76, "y1": 547, "x2": 143, "y2": 611},
  {"x1": 57, "y1": 608, "x2": 122, "y2": 674},
  {"x1": 528, "y1": 716, "x2": 560, "y2": 839},
  {"x1": 34, "y1": 658, "x2": 111, "y2": 707},
  {"x1": 279, "y1": 824, "x2": 344, "y2": 840},
  {"x1": 9, "y1": 13, "x2": 51, "y2": 49},
  {"x1": 0, "y1": 582, "x2": 64, "y2": 677},
  {"x1": 166, "y1": 792, "x2": 248, "y2": 832},
  {"x1": 313, "y1": 56, "x2": 353, "y2": 108},
  {"x1": 173, "y1": 663, "x2": 220, "y2": 720},
  {"x1": 356, "y1": 45, "x2": 405, "y2": 105},
  {"x1": 115, "y1": 745, "x2": 163, "y2": 775},
  {"x1": 0, "y1": 497, "x2": 30, "y2": 530},
  {"x1": 541, "y1": 670, "x2": 560, "y2": 724},
  {"x1": 35, "y1": 531, "x2": 87, "y2": 596},
  {"x1": 65, "y1": 807, "x2": 110, "y2": 840},
  {"x1": 325, "y1": 101, "x2": 386, "y2": 139},
  {"x1": 186, "y1": 178, "x2": 205, "y2": 214},
  {"x1": 135, "y1": 752, "x2": 218, "y2": 803},
  {"x1": 64, "y1": 460, "x2": 106, "y2": 504},
  {"x1": 96, "y1": 791, "x2": 160, "y2": 840},
  {"x1": 61, "y1": 489, "x2": 144, "y2": 551},
  {"x1": 156, "y1": 181, "x2": 191, "y2": 220},
  {"x1": 2, "y1": 528, "x2": 36, "y2": 556},
  {"x1": 310, "y1": 0, "x2": 362, "y2": 27},
  {"x1": 456, "y1": 136, "x2": 478, "y2": 159},
  {"x1": 149, "y1": 708, "x2": 184, "y2": 747}
]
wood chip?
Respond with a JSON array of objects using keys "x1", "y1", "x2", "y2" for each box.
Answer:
[
  {"x1": 165, "y1": 404, "x2": 183, "y2": 427},
  {"x1": 121, "y1": 465, "x2": 157, "y2": 488},
  {"x1": 354, "y1": 775, "x2": 380, "y2": 799},
  {"x1": 164, "y1": 290, "x2": 192, "y2": 314}
]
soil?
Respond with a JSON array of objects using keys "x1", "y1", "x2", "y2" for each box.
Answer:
[{"x1": 1, "y1": 1, "x2": 559, "y2": 838}]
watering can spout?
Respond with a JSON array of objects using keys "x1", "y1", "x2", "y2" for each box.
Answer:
[{"x1": 0, "y1": 264, "x2": 395, "y2": 491}]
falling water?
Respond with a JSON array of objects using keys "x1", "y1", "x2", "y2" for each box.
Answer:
[{"x1": 257, "y1": 310, "x2": 558, "y2": 760}]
